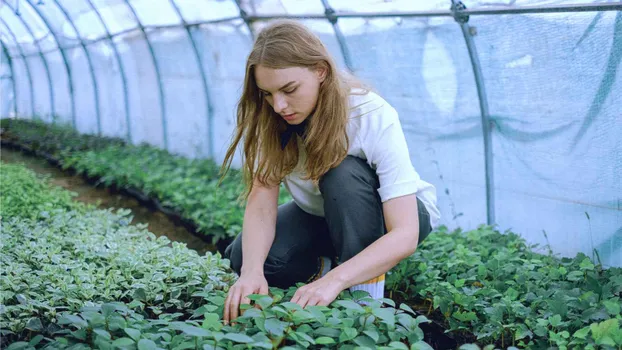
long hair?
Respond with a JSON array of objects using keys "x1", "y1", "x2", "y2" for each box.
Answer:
[{"x1": 220, "y1": 19, "x2": 369, "y2": 199}]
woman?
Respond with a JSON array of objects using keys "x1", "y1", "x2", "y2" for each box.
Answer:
[{"x1": 219, "y1": 20, "x2": 440, "y2": 324}]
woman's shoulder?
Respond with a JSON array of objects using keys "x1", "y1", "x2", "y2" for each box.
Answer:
[{"x1": 347, "y1": 89, "x2": 399, "y2": 129}]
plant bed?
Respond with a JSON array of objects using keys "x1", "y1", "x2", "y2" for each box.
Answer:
[
  {"x1": 1, "y1": 134, "x2": 234, "y2": 255},
  {"x1": 1, "y1": 163, "x2": 456, "y2": 350},
  {"x1": 386, "y1": 226, "x2": 622, "y2": 349}
]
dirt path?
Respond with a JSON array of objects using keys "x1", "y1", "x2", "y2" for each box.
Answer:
[{"x1": 1, "y1": 146, "x2": 216, "y2": 256}]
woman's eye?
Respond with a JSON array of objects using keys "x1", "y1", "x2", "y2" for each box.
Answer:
[{"x1": 284, "y1": 88, "x2": 297, "y2": 94}]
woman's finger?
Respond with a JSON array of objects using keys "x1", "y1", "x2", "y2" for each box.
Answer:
[{"x1": 228, "y1": 290, "x2": 242, "y2": 324}]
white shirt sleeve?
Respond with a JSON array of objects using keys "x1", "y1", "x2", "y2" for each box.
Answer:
[{"x1": 358, "y1": 101, "x2": 423, "y2": 202}]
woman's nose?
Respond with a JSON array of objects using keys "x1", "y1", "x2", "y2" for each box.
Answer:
[{"x1": 273, "y1": 94, "x2": 288, "y2": 114}]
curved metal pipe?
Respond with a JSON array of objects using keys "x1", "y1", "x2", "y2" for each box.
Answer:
[
  {"x1": 19, "y1": 0, "x2": 75, "y2": 127},
  {"x1": 168, "y1": 0, "x2": 214, "y2": 159},
  {"x1": 234, "y1": 0, "x2": 255, "y2": 39},
  {"x1": 52, "y1": 0, "x2": 102, "y2": 135},
  {"x1": 0, "y1": 11, "x2": 52, "y2": 121},
  {"x1": 1, "y1": 40, "x2": 18, "y2": 117},
  {"x1": 451, "y1": 0, "x2": 495, "y2": 225},
  {"x1": 84, "y1": 0, "x2": 132, "y2": 143},
  {"x1": 320, "y1": 0, "x2": 354, "y2": 73},
  {"x1": 123, "y1": 0, "x2": 169, "y2": 150}
]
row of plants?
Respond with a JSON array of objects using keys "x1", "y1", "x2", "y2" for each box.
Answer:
[
  {"x1": 0, "y1": 118, "x2": 290, "y2": 246},
  {"x1": 3, "y1": 118, "x2": 621, "y2": 349},
  {"x1": 386, "y1": 225, "x2": 622, "y2": 349},
  {"x1": 1, "y1": 162, "x2": 455, "y2": 349}
]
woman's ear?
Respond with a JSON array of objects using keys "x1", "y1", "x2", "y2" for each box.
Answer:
[{"x1": 315, "y1": 62, "x2": 328, "y2": 83}]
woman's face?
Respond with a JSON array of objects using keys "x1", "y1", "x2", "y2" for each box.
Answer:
[{"x1": 255, "y1": 64, "x2": 326, "y2": 125}]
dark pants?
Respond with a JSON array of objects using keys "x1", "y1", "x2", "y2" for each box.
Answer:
[{"x1": 223, "y1": 156, "x2": 432, "y2": 289}]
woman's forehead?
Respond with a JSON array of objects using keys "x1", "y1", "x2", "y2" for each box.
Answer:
[{"x1": 255, "y1": 65, "x2": 309, "y2": 91}]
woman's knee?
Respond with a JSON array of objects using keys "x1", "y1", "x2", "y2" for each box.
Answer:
[{"x1": 319, "y1": 156, "x2": 379, "y2": 200}]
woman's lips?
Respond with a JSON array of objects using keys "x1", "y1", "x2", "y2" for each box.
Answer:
[{"x1": 282, "y1": 113, "x2": 297, "y2": 120}]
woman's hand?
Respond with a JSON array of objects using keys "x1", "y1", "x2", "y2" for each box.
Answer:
[
  {"x1": 223, "y1": 272, "x2": 269, "y2": 324},
  {"x1": 290, "y1": 274, "x2": 346, "y2": 308}
]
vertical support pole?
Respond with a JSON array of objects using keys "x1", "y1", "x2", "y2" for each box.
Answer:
[
  {"x1": 85, "y1": 0, "x2": 132, "y2": 143},
  {"x1": 0, "y1": 21, "x2": 34, "y2": 118},
  {"x1": 1, "y1": 40, "x2": 19, "y2": 117},
  {"x1": 52, "y1": 0, "x2": 102, "y2": 135},
  {"x1": 451, "y1": 0, "x2": 496, "y2": 225},
  {"x1": 320, "y1": 0, "x2": 355, "y2": 73},
  {"x1": 169, "y1": 0, "x2": 215, "y2": 159},
  {"x1": 22, "y1": 0, "x2": 75, "y2": 127},
  {"x1": 1, "y1": 9, "x2": 54, "y2": 122},
  {"x1": 234, "y1": 0, "x2": 255, "y2": 39},
  {"x1": 123, "y1": 0, "x2": 169, "y2": 150}
]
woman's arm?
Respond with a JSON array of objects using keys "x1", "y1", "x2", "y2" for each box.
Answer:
[
  {"x1": 240, "y1": 179, "x2": 280, "y2": 275},
  {"x1": 290, "y1": 194, "x2": 420, "y2": 307},
  {"x1": 327, "y1": 193, "x2": 420, "y2": 289},
  {"x1": 224, "y1": 179, "x2": 279, "y2": 324}
]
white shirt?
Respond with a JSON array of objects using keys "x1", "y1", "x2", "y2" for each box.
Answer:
[{"x1": 282, "y1": 89, "x2": 441, "y2": 229}]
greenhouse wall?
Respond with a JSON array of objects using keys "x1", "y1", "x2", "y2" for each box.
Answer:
[{"x1": 1, "y1": 2, "x2": 620, "y2": 268}]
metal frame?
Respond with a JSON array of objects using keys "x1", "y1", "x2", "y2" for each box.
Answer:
[
  {"x1": 4, "y1": 0, "x2": 619, "y2": 226},
  {"x1": 243, "y1": 2, "x2": 622, "y2": 20},
  {"x1": 51, "y1": 0, "x2": 102, "y2": 135},
  {"x1": 18, "y1": 0, "x2": 75, "y2": 127},
  {"x1": 14, "y1": 0, "x2": 620, "y2": 60},
  {"x1": 320, "y1": 0, "x2": 354, "y2": 72},
  {"x1": 0, "y1": 21, "x2": 34, "y2": 118},
  {"x1": 123, "y1": 0, "x2": 169, "y2": 150},
  {"x1": 451, "y1": 0, "x2": 495, "y2": 225},
  {"x1": 169, "y1": 0, "x2": 215, "y2": 159},
  {"x1": 1, "y1": 40, "x2": 18, "y2": 117},
  {"x1": 1, "y1": 8, "x2": 54, "y2": 122},
  {"x1": 84, "y1": 0, "x2": 132, "y2": 143}
]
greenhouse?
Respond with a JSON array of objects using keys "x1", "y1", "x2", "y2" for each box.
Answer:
[{"x1": 1, "y1": 0, "x2": 621, "y2": 349}]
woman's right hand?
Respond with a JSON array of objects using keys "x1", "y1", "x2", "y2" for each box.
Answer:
[{"x1": 223, "y1": 272, "x2": 269, "y2": 325}]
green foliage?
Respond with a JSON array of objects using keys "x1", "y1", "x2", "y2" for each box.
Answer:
[
  {"x1": 2, "y1": 118, "x2": 291, "y2": 244},
  {"x1": 0, "y1": 163, "x2": 86, "y2": 219},
  {"x1": 1, "y1": 162, "x2": 447, "y2": 349},
  {"x1": 386, "y1": 225, "x2": 622, "y2": 349}
]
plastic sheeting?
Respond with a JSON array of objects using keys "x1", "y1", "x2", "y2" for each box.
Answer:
[{"x1": 1, "y1": 0, "x2": 621, "y2": 267}]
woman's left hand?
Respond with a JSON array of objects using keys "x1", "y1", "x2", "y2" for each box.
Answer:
[{"x1": 290, "y1": 274, "x2": 346, "y2": 308}]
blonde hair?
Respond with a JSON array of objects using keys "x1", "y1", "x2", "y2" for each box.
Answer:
[{"x1": 220, "y1": 19, "x2": 369, "y2": 199}]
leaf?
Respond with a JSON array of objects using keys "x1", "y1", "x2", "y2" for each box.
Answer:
[
  {"x1": 567, "y1": 271, "x2": 584, "y2": 281},
  {"x1": 353, "y1": 335, "x2": 377, "y2": 348},
  {"x1": 334, "y1": 300, "x2": 365, "y2": 313},
  {"x1": 603, "y1": 299, "x2": 621, "y2": 315},
  {"x1": 25, "y1": 318, "x2": 43, "y2": 332},
  {"x1": 93, "y1": 329, "x2": 112, "y2": 340},
  {"x1": 125, "y1": 328, "x2": 142, "y2": 341},
  {"x1": 453, "y1": 311, "x2": 477, "y2": 323},
  {"x1": 458, "y1": 345, "x2": 481, "y2": 350},
  {"x1": 112, "y1": 338, "x2": 135, "y2": 347},
  {"x1": 178, "y1": 324, "x2": 211, "y2": 337},
  {"x1": 264, "y1": 318, "x2": 287, "y2": 337},
  {"x1": 138, "y1": 339, "x2": 158, "y2": 350},
  {"x1": 363, "y1": 330, "x2": 379, "y2": 342},
  {"x1": 28, "y1": 335, "x2": 44, "y2": 347},
  {"x1": 373, "y1": 307, "x2": 396, "y2": 322},
  {"x1": 399, "y1": 304, "x2": 416, "y2": 315},
  {"x1": 573, "y1": 326, "x2": 591, "y2": 339},
  {"x1": 388, "y1": 341, "x2": 409, "y2": 349},
  {"x1": 6, "y1": 342, "x2": 30, "y2": 350},
  {"x1": 339, "y1": 327, "x2": 358, "y2": 342},
  {"x1": 256, "y1": 295, "x2": 274, "y2": 310},
  {"x1": 314, "y1": 327, "x2": 341, "y2": 338},
  {"x1": 315, "y1": 336, "x2": 335, "y2": 345},
  {"x1": 549, "y1": 314, "x2": 563, "y2": 328},
  {"x1": 102, "y1": 303, "x2": 117, "y2": 318},
  {"x1": 223, "y1": 333, "x2": 254, "y2": 343}
]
